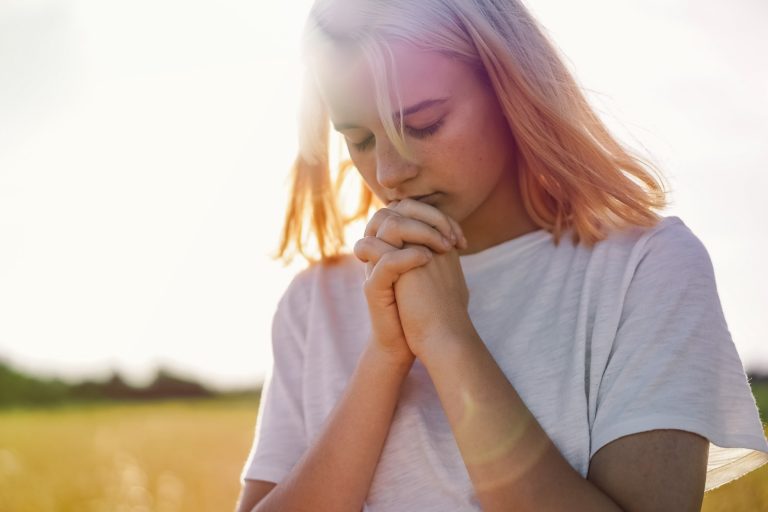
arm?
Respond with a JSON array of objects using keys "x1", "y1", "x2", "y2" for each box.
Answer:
[
  {"x1": 418, "y1": 330, "x2": 707, "y2": 512},
  {"x1": 587, "y1": 428, "x2": 708, "y2": 511},
  {"x1": 234, "y1": 480, "x2": 276, "y2": 512},
  {"x1": 250, "y1": 341, "x2": 412, "y2": 512}
]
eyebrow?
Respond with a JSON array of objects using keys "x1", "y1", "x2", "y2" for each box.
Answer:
[{"x1": 332, "y1": 97, "x2": 449, "y2": 131}]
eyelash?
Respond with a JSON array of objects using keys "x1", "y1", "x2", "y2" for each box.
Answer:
[{"x1": 351, "y1": 121, "x2": 443, "y2": 152}]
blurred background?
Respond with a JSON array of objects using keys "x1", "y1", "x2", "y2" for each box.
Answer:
[{"x1": 0, "y1": 0, "x2": 766, "y2": 510}]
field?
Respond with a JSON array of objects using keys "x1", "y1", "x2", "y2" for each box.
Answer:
[
  {"x1": 0, "y1": 387, "x2": 766, "y2": 511},
  {"x1": 0, "y1": 396, "x2": 260, "y2": 512}
]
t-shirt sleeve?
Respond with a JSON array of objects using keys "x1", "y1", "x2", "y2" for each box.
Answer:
[
  {"x1": 239, "y1": 270, "x2": 311, "y2": 485},
  {"x1": 590, "y1": 219, "x2": 768, "y2": 492}
]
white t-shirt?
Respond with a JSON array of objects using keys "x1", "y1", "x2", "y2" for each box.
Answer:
[{"x1": 241, "y1": 215, "x2": 768, "y2": 510}]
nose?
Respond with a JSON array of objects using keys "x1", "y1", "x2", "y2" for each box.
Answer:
[{"x1": 375, "y1": 136, "x2": 419, "y2": 190}]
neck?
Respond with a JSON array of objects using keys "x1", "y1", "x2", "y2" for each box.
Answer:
[{"x1": 457, "y1": 171, "x2": 540, "y2": 256}]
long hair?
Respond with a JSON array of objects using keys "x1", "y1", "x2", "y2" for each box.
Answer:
[{"x1": 275, "y1": 0, "x2": 670, "y2": 265}]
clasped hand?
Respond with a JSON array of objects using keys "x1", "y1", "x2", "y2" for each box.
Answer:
[{"x1": 353, "y1": 198, "x2": 474, "y2": 366}]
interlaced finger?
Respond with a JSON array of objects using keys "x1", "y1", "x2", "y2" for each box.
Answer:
[
  {"x1": 354, "y1": 235, "x2": 398, "y2": 266},
  {"x1": 375, "y1": 215, "x2": 454, "y2": 254},
  {"x1": 365, "y1": 245, "x2": 433, "y2": 288},
  {"x1": 387, "y1": 198, "x2": 467, "y2": 249}
]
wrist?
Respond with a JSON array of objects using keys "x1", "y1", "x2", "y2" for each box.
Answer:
[
  {"x1": 364, "y1": 341, "x2": 415, "y2": 376},
  {"x1": 414, "y1": 320, "x2": 480, "y2": 363}
]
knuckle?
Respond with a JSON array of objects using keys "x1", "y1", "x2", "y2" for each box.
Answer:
[
  {"x1": 417, "y1": 247, "x2": 433, "y2": 260},
  {"x1": 365, "y1": 210, "x2": 387, "y2": 235},
  {"x1": 378, "y1": 207, "x2": 396, "y2": 220},
  {"x1": 353, "y1": 238, "x2": 368, "y2": 258},
  {"x1": 380, "y1": 214, "x2": 399, "y2": 229},
  {"x1": 377, "y1": 216, "x2": 390, "y2": 232},
  {"x1": 357, "y1": 234, "x2": 374, "y2": 246},
  {"x1": 378, "y1": 216, "x2": 401, "y2": 239}
]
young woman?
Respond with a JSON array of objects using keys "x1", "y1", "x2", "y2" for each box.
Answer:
[{"x1": 236, "y1": 1, "x2": 768, "y2": 510}]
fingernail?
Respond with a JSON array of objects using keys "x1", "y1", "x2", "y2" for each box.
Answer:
[
  {"x1": 461, "y1": 235, "x2": 468, "y2": 248},
  {"x1": 442, "y1": 236, "x2": 452, "y2": 248},
  {"x1": 449, "y1": 233, "x2": 457, "y2": 244}
]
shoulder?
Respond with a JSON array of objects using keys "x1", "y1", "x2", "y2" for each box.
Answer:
[
  {"x1": 594, "y1": 215, "x2": 714, "y2": 280},
  {"x1": 598, "y1": 215, "x2": 693, "y2": 254},
  {"x1": 621, "y1": 215, "x2": 705, "y2": 256},
  {"x1": 279, "y1": 252, "x2": 364, "y2": 308},
  {"x1": 629, "y1": 216, "x2": 714, "y2": 284},
  {"x1": 271, "y1": 253, "x2": 363, "y2": 349}
]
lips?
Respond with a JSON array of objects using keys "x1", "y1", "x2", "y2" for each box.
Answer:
[
  {"x1": 410, "y1": 194, "x2": 432, "y2": 200},
  {"x1": 410, "y1": 193, "x2": 440, "y2": 204},
  {"x1": 389, "y1": 192, "x2": 441, "y2": 204}
]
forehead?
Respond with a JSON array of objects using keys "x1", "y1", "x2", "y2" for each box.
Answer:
[{"x1": 313, "y1": 41, "x2": 469, "y2": 125}]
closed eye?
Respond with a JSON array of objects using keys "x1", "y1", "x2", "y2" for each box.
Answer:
[{"x1": 350, "y1": 120, "x2": 444, "y2": 152}]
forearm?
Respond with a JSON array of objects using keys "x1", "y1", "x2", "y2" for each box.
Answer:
[
  {"x1": 253, "y1": 341, "x2": 412, "y2": 512},
  {"x1": 419, "y1": 332, "x2": 624, "y2": 512}
]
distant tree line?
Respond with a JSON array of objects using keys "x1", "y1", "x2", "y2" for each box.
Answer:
[
  {"x1": 0, "y1": 358, "x2": 261, "y2": 408},
  {"x1": 1, "y1": 357, "x2": 765, "y2": 414},
  {"x1": 750, "y1": 371, "x2": 768, "y2": 385}
]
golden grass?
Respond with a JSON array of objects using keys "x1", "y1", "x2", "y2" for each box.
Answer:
[
  {"x1": 0, "y1": 397, "x2": 765, "y2": 511},
  {"x1": 0, "y1": 397, "x2": 260, "y2": 512}
]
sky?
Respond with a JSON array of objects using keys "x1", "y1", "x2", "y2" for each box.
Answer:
[{"x1": 0, "y1": 0, "x2": 766, "y2": 391}]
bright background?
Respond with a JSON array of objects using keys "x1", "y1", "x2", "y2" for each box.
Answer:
[{"x1": 1, "y1": 0, "x2": 766, "y2": 391}]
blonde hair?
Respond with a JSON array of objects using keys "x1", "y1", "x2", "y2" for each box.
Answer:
[{"x1": 275, "y1": 0, "x2": 670, "y2": 266}]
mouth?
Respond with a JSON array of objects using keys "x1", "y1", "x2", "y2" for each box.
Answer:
[{"x1": 410, "y1": 193, "x2": 441, "y2": 204}]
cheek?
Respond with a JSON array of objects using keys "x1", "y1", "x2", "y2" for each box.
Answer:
[
  {"x1": 460, "y1": 112, "x2": 513, "y2": 179},
  {"x1": 432, "y1": 123, "x2": 495, "y2": 184}
]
